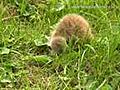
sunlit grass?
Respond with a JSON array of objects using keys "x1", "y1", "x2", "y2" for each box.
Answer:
[{"x1": 0, "y1": 0, "x2": 120, "y2": 89}]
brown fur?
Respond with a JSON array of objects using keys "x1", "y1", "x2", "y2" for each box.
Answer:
[{"x1": 49, "y1": 14, "x2": 93, "y2": 53}]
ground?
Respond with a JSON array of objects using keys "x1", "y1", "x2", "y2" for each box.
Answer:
[{"x1": 0, "y1": 0, "x2": 120, "y2": 89}]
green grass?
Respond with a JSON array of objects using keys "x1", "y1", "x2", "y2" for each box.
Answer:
[{"x1": 0, "y1": 0, "x2": 120, "y2": 89}]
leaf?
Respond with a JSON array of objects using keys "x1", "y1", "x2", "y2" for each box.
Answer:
[
  {"x1": 51, "y1": 2, "x2": 65, "y2": 12},
  {"x1": 88, "y1": 81, "x2": 98, "y2": 90},
  {"x1": 100, "y1": 84, "x2": 112, "y2": 90},
  {"x1": 56, "y1": 4, "x2": 65, "y2": 11},
  {"x1": 24, "y1": 55, "x2": 52, "y2": 64},
  {"x1": 1, "y1": 79, "x2": 11, "y2": 83},
  {"x1": 34, "y1": 35, "x2": 48, "y2": 46},
  {"x1": 34, "y1": 39, "x2": 44, "y2": 46},
  {"x1": 33, "y1": 55, "x2": 52, "y2": 63},
  {"x1": 85, "y1": 44, "x2": 96, "y2": 53},
  {"x1": 0, "y1": 47, "x2": 10, "y2": 55}
]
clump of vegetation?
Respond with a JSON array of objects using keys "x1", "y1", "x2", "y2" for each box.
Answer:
[{"x1": 0, "y1": 0, "x2": 120, "y2": 89}]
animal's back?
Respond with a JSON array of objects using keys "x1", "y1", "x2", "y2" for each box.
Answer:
[{"x1": 53, "y1": 14, "x2": 91, "y2": 40}]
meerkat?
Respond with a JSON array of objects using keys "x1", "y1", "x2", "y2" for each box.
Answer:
[{"x1": 49, "y1": 13, "x2": 93, "y2": 53}]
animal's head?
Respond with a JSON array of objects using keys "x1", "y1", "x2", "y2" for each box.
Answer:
[{"x1": 49, "y1": 36, "x2": 67, "y2": 54}]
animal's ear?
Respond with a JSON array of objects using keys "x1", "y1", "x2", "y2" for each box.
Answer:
[{"x1": 49, "y1": 36, "x2": 67, "y2": 54}]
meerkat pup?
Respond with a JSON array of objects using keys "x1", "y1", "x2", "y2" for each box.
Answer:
[{"x1": 49, "y1": 13, "x2": 93, "y2": 53}]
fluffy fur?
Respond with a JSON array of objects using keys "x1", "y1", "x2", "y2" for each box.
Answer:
[{"x1": 49, "y1": 14, "x2": 93, "y2": 53}]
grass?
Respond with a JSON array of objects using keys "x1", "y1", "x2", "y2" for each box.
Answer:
[{"x1": 0, "y1": 0, "x2": 120, "y2": 89}]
